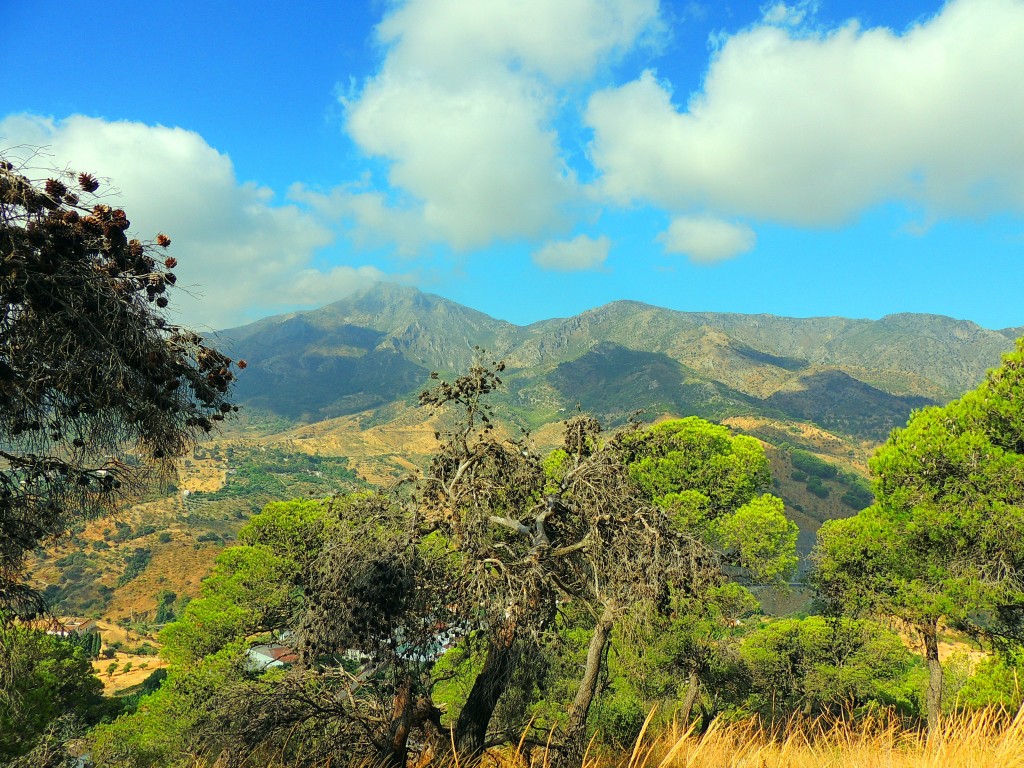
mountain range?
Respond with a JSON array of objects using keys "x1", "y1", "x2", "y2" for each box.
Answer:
[{"x1": 219, "y1": 282, "x2": 1019, "y2": 443}]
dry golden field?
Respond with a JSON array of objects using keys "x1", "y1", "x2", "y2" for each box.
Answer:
[
  {"x1": 174, "y1": 710, "x2": 1024, "y2": 768},
  {"x1": 445, "y1": 710, "x2": 1024, "y2": 768}
]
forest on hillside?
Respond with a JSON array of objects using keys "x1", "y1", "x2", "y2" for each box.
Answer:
[{"x1": 5, "y1": 163, "x2": 1024, "y2": 768}]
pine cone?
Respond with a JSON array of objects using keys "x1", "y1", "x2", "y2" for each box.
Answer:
[
  {"x1": 45, "y1": 179, "x2": 67, "y2": 198},
  {"x1": 77, "y1": 173, "x2": 100, "y2": 193}
]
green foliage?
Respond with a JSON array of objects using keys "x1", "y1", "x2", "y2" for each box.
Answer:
[
  {"x1": 109, "y1": 521, "x2": 134, "y2": 544},
  {"x1": 606, "y1": 417, "x2": 798, "y2": 738},
  {"x1": 154, "y1": 590, "x2": 177, "y2": 624},
  {"x1": 590, "y1": 684, "x2": 647, "y2": 750},
  {"x1": 817, "y1": 340, "x2": 1024, "y2": 641},
  {"x1": 112, "y1": 668, "x2": 171, "y2": 718},
  {"x1": 430, "y1": 639, "x2": 483, "y2": 729},
  {"x1": 0, "y1": 625, "x2": 105, "y2": 761},
  {"x1": 623, "y1": 418, "x2": 770, "y2": 518},
  {"x1": 117, "y1": 547, "x2": 152, "y2": 587},
  {"x1": 739, "y1": 617, "x2": 924, "y2": 718},
  {"x1": 542, "y1": 448, "x2": 569, "y2": 493},
  {"x1": 715, "y1": 495, "x2": 799, "y2": 583},
  {"x1": 838, "y1": 473, "x2": 874, "y2": 510},
  {"x1": 192, "y1": 446, "x2": 358, "y2": 504},
  {"x1": 88, "y1": 641, "x2": 249, "y2": 768},
  {"x1": 238, "y1": 497, "x2": 334, "y2": 557},
  {"x1": 67, "y1": 628, "x2": 102, "y2": 659},
  {"x1": 54, "y1": 551, "x2": 92, "y2": 569},
  {"x1": 946, "y1": 650, "x2": 1024, "y2": 713},
  {"x1": 623, "y1": 418, "x2": 795, "y2": 587},
  {"x1": 814, "y1": 507, "x2": 914, "y2": 618},
  {"x1": 124, "y1": 642, "x2": 159, "y2": 657},
  {"x1": 805, "y1": 476, "x2": 830, "y2": 499},
  {"x1": 601, "y1": 582, "x2": 758, "y2": 728},
  {"x1": 790, "y1": 449, "x2": 838, "y2": 479},
  {"x1": 432, "y1": 629, "x2": 565, "y2": 743},
  {"x1": 160, "y1": 499, "x2": 331, "y2": 666},
  {"x1": 813, "y1": 338, "x2": 1024, "y2": 727},
  {"x1": 158, "y1": 578, "x2": 259, "y2": 668},
  {"x1": 511, "y1": 623, "x2": 594, "y2": 737}
]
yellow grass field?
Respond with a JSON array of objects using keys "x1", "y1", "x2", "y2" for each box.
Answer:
[
  {"x1": 90, "y1": 619, "x2": 168, "y2": 695},
  {"x1": 472, "y1": 710, "x2": 1024, "y2": 768},
  {"x1": 188, "y1": 710, "x2": 1024, "y2": 768},
  {"x1": 92, "y1": 651, "x2": 168, "y2": 695}
]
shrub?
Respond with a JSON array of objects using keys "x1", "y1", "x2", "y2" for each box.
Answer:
[
  {"x1": 790, "y1": 449, "x2": 838, "y2": 479},
  {"x1": 806, "y1": 477, "x2": 830, "y2": 499}
]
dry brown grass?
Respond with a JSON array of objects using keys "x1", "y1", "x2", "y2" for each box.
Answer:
[
  {"x1": 171, "y1": 710, "x2": 1024, "y2": 768},
  {"x1": 103, "y1": 539, "x2": 221, "y2": 620},
  {"x1": 468, "y1": 709, "x2": 1024, "y2": 768}
]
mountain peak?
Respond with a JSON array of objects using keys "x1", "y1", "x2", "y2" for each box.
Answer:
[{"x1": 222, "y1": 287, "x2": 1018, "y2": 427}]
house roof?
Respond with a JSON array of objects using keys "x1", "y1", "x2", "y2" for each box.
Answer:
[{"x1": 248, "y1": 643, "x2": 298, "y2": 665}]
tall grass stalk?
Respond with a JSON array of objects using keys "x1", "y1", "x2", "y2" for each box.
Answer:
[
  {"x1": 472, "y1": 707, "x2": 1024, "y2": 768},
  {"x1": 602, "y1": 707, "x2": 1024, "y2": 768},
  {"x1": 179, "y1": 707, "x2": 1024, "y2": 768}
]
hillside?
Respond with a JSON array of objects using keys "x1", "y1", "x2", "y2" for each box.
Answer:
[{"x1": 31, "y1": 284, "x2": 1021, "y2": 623}]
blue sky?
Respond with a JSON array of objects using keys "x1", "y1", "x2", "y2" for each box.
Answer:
[{"x1": 3, "y1": 0, "x2": 1022, "y2": 331}]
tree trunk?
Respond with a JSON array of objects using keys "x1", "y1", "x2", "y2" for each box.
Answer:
[
  {"x1": 380, "y1": 678, "x2": 443, "y2": 768},
  {"x1": 921, "y1": 620, "x2": 943, "y2": 734},
  {"x1": 678, "y1": 667, "x2": 700, "y2": 726},
  {"x1": 802, "y1": 695, "x2": 814, "y2": 717},
  {"x1": 409, "y1": 694, "x2": 446, "y2": 767},
  {"x1": 557, "y1": 602, "x2": 616, "y2": 768},
  {"x1": 453, "y1": 625, "x2": 518, "y2": 760},
  {"x1": 380, "y1": 675, "x2": 414, "y2": 768},
  {"x1": 698, "y1": 702, "x2": 715, "y2": 735}
]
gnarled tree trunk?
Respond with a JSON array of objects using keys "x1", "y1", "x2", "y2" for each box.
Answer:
[
  {"x1": 557, "y1": 601, "x2": 616, "y2": 768},
  {"x1": 381, "y1": 674, "x2": 444, "y2": 768},
  {"x1": 380, "y1": 675, "x2": 414, "y2": 768},
  {"x1": 678, "y1": 667, "x2": 700, "y2": 726},
  {"x1": 453, "y1": 625, "x2": 518, "y2": 760}
]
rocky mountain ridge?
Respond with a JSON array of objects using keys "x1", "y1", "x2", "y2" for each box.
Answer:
[{"x1": 219, "y1": 283, "x2": 1019, "y2": 442}]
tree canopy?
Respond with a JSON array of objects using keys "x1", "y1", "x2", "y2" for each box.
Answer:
[
  {"x1": 94, "y1": 359, "x2": 800, "y2": 768},
  {"x1": 813, "y1": 338, "x2": 1024, "y2": 729},
  {"x1": 0, "y1": 624, "x2": 105, "y2": 763},
  {"x1": 0, "y1": 158, "x2": 242, "y2": 620}
]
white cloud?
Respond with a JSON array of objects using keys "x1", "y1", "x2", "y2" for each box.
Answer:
[
  {"x1": 761, "y1": 1, "x2": 816, "y2": 27},
  {"x1": 347, "y1": 74, "x2": 572, "y2": 250},
  {"x1": 375, "y1": 0, "x2": 660, "y2": 85},
  {"x1": 586, "y1": 0, "x2": 1024, "y2": 227},
  {"x1": 533, "y1": 234, "x2": 611, "y2": 270},
  {"x1": 659, "y1": 215, "x2": 756, "y2": 263},
  {"x1": 289, "y1": 182, "x2": 430, "y2": 256},
  {"x1": 0, "y1": 114, "x2": 393, "y2": 328},
  {"x1": 335, "y1": 0, "x2": 660, "y2": 251}
]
